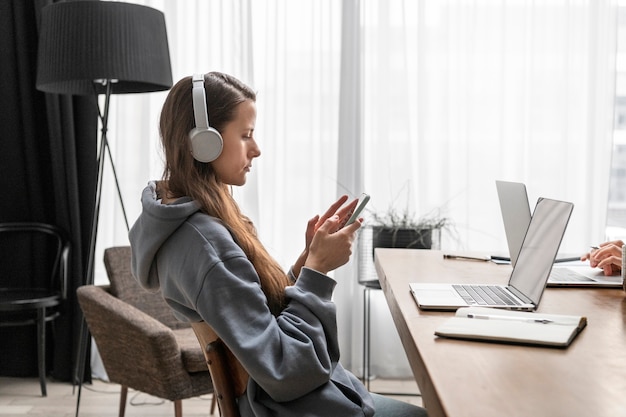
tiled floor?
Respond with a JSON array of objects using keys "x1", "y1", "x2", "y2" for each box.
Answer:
[{"x1": 0, "y1": 376, "x2": 421, "y2": 416}]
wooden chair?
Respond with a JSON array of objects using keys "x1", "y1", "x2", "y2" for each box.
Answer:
[{"x1": 191, "y1": 322, "x2": 249, "y2": 417}]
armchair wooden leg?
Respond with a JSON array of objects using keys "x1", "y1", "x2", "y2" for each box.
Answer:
[
  {"x1": 174, "y1": 399, "x2": 182, "y2": 417},
  {"x1": 210, "y1": 394, "x2": 217, "y2": 415},
  {"x1": 118, "y1": 386, "x2": 128, "y2": 417}
]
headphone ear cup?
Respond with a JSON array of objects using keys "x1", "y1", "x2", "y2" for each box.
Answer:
[
  {"x1": 190, "y1": 74, "x2": 223, "y2": 163},
  {"x1": 189, "y1": 126, "x2": 223, "y2": 163}
]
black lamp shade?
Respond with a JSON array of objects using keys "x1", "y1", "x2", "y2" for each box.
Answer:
[{"x1": 36, "y1": 1, "x2": 173, "y2": 95}]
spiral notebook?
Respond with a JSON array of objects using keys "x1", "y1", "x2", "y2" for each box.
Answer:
[{"x1": 435, "y1": 306, "x2": 587, "y2": 348}]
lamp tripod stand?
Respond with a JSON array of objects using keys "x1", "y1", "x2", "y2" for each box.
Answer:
[{"x1": 72, "y1": 79, "x2": 130, "y2": 416}]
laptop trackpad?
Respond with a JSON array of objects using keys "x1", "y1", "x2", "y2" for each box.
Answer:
[
  {"x1": 413, "y1": 287, "x2": 465, "y2": 308},
  {"x1": 417, "y1": 288, "x2": 459, "y2": 299}
]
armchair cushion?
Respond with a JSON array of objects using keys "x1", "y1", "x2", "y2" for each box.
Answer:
[{"x1": 173, "y1": 328, "x2": 210, "y2": 373}]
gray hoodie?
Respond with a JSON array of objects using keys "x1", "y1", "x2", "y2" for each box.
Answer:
[{"x1": 129, "y1": 182, "x2": 375, "y2": 417}]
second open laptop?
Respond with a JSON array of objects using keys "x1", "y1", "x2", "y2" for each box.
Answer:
[
  {"x1": 495, "y1": 180, "x2": 580, "y2": 265},
  {"x1": 410, "y1": 197, "x2": 573, "y2": 311},
  {"x1": 496, "y1": 180, "x2": 622, "y2": 288}
]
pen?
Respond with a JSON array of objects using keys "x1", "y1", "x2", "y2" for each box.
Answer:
[
  {"x1": 466, "y1": 313, "x2": 553, "y2": 324},
  {"x1": 554, "y1": 256, "x2": 582, "y2": 263},
  {"x1": 557, "y1": 250, "x2": 598, "y2": 263},
  {"x1": 443, "y1": 254, "x2": 491, "y2": 262}
]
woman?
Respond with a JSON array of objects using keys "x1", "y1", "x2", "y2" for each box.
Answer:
[{"x1": 129, "y1": 72, "x2": 427, "y2": 417}]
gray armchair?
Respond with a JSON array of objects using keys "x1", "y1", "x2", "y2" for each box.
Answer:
[{"x1": 76, "y1": 246, "x2": 215, "y2": 417}]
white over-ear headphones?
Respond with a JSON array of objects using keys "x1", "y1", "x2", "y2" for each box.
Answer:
[{"x1": 189, "y1": 74, "x2": 223, "y2": 162}]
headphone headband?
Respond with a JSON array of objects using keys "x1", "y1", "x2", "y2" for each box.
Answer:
[{"x1": 192, "y1": 74, "x2": 209, "y2": 129}]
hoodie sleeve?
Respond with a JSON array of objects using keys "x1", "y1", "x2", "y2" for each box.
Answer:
[{"x1": 156, "y1": 217, "x2": 341, "y2": 403}]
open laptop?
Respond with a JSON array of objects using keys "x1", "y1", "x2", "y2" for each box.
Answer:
[
  {"x1": 496, "y1": 180, "x2": 622, "y2": 288},
  {"x1": 494, "y1": 180, "x2": 580, "y2": 265},
  {"x1": 548, "y1": 265, "x2": 622, "y2": 287},
  {"x1": 410, "y1": 197, "x2": 573, "y2": 311}
]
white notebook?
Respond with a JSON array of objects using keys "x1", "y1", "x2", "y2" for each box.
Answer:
[{"x1": 435, "y1": 306, "x2": 587, "y2": 348}]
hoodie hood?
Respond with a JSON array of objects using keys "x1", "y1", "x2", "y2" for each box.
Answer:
[{"x1": 129, "y1": 181, "x2": 201, "y2": 291}]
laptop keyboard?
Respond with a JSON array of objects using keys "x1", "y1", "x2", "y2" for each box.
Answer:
[
  {"x1": 549, "y1": 268, "x2": 595, "y2": 282},
  {"x1": 452, "y1": 284, "x2": 522, "y2": 306}
]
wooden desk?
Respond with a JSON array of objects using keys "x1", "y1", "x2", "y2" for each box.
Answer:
[{"x1": 374, "y1": 248, "x2": 626, "y2": 417}]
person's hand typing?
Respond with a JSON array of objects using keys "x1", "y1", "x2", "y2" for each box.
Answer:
[{"x1": 581, "y1": 240, "x2": 624, "y2": 276}]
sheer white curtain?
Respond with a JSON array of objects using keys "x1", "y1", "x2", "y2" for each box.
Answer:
[
  {"x1": 96, "y1": 0, "x2": 617, "y2": 379},
  {"x1": 361, "y1": 0, "x2": 616, "y2": 252}
]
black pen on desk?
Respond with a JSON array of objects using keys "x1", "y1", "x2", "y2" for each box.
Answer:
[
  {"x1": 443, "y1": 254, "x2": 490, "y2": 262},
  {"x1": 590, "y1": 245, "x2": 600, "y2": 250}
]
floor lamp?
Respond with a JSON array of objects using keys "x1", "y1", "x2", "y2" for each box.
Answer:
[{"x1": 35, "y1": 2, "x2": 172, "y2": 415}]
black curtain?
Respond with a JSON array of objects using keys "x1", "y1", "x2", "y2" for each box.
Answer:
[{"x1": 0, "y1": 0, "x2": 97, "y2": 382}]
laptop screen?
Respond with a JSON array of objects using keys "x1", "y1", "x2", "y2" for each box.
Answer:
[
  {"x1": 508, "y1": 198, "x2": 574, "y2": 304},
  {"x1": 495, "y1": 180, "x2": 532, "y2": 267}
]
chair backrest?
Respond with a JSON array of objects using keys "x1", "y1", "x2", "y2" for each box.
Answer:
[
  {"x1": 0, "y1": 222, "x2": 70, "y2": 298},
  {"x1": 191, "y1": 321, "x2": 248, "y2": 417},
  {"x1": 103, "y1": 246, "x2": 186, "y2": 329}
]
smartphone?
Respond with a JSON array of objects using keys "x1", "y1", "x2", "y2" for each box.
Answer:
[{"x1": 345, "y1": 193, "x2": 370, "y2": 226}]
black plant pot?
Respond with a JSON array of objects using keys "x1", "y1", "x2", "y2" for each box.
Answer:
[{"x1": 371, "y1": 226, "x2": 433, "y2": 258}]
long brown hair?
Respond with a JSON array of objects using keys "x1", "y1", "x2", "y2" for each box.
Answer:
[{"x1": 158, "y1": 72, "x2": 290, "y2": 314}]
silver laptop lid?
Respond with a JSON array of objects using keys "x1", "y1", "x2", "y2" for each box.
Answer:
[
  {"x1": 496, "y1": 180, "x2": 532, "y2": 267},
  {"x1": 509, "y1": 198, "x2": 574, "y2": 305}
]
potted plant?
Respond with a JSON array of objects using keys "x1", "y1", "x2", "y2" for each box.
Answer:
[{"x1": 368, "y1": 206, "x2": 451, "y2": 254}]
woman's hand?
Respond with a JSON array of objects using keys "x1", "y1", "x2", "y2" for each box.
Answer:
[
  {"x1": 304, "y1": 215, "x2": 362, "y2": 275},
  {"x1": 581, "y1": 240, "x2": 624, "y2": 276},
  {"x1": 311, "y1": 195, "x2": 359, "y2": 236},
  {"x1": 292, "y1": 196, "x2": 359, "y2": 277}
]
